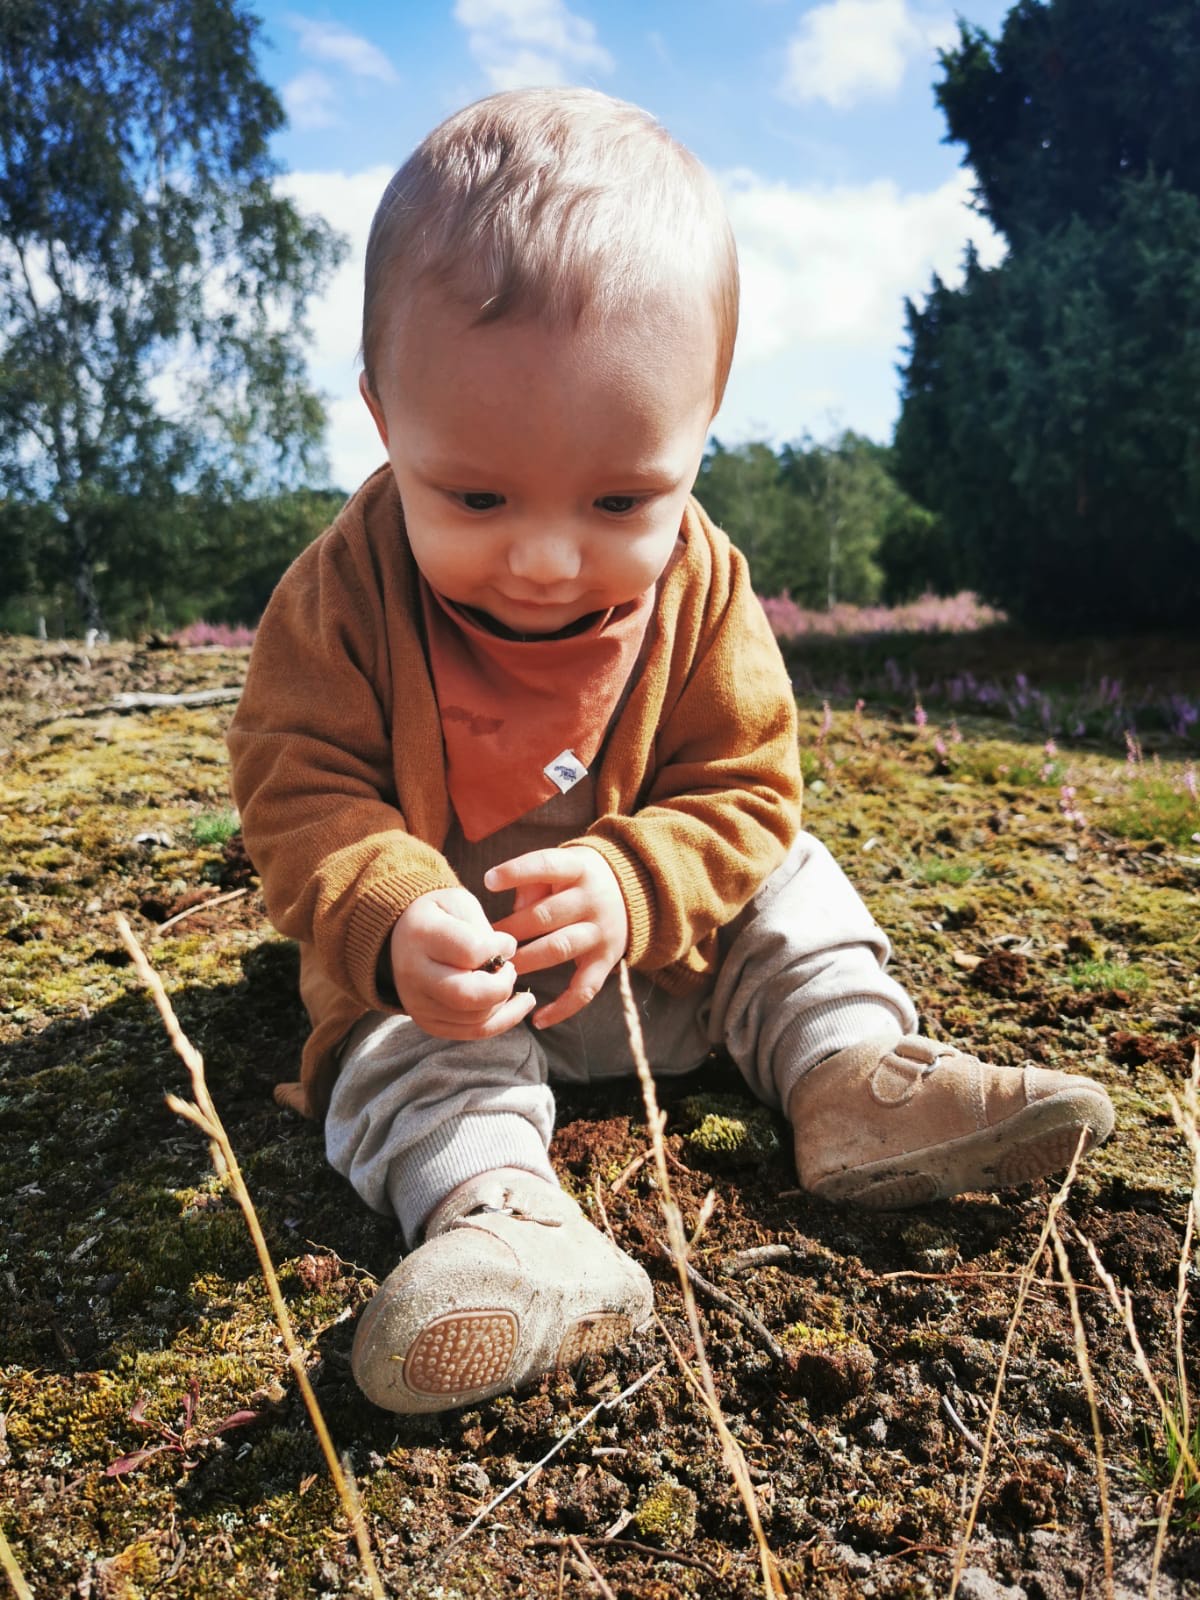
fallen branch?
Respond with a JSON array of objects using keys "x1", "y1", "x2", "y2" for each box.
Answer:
[
  {"x1": 108, "y1": 688, "x2": 242, "y2": 711},
  {"x1": 619, "y1": 963, "x2": 784, "y2": 1600},
  {"x1": 113, "y1": 914, "x2": 384, "y2": 1600},
  {"x1": 721, "y1": 1244, "x2": 796, "y2": 1276},
  {"x1": 567, "y1": 1536, "x2": 618, "y2": 1600}
]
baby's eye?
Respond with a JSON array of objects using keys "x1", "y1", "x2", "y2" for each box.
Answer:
[
  {"x1": 595, "y1": 495, "x2": 638, "y2": 515},
  {"x1": 458, "y1": 491, "x2": 504, "y2": 512}
]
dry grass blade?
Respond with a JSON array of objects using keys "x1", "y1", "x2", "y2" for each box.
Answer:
[
  {"x1": 1048, "y1": 1219, "x2": 1114, "y2": 1599},
  {"x1": 948, "y1": 1132, "x2": 1089, "y2": 1600},
  {"x1": 618, "y1": 963, "x2": 784, "y2": 1600},
  {"x1": 113, "y1": 914, "x2": 385, "y2": 1600},
  {"x1": 0, "y1": 1525, "x2": 34, "y2": 1600}
]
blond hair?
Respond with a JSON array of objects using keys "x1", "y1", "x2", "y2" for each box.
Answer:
[{"x1": 361, "y1": 87, "x2": 738, "y2": 406}]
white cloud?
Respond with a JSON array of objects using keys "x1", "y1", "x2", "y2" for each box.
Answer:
[
  {"x1": 282, "y1": 69, "x2": 339, "y2": 130},
  {"x1": 780, "y1": 0, "x2": 957, "y2": 110},
  {"x1": 289, "y1": 16, "x2": 399, "y2": 82},
  {"x1": 454, "y1": 0, "x2": 614, "y2": 90},
  {"x1": 277, "y1": 166, "x2": 394, "y2": 489},
  {"x1": 722, "y1": 165, "x2": 1004, "y2": 368}
]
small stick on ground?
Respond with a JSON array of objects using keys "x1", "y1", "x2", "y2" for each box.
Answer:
[
  {"x1": 722, "y1": 1244, "x2": 796, "y2": 1276},
  {"x1": 618, "y1": 963, "x2": 784, "y2": 1600},
  {"x1": 155, "y1": 887, "x2": 250, "y2": 936},
  {"x1": 114, "y1": 914, "x2": 385, "y2": 1600},
  {"x1": 568, "y1": 1535, "x2": 619, "y2": 1600},
  {"x1": 940, "y1": 1395, "x2": 984, "y2": 1457},
  {"x1": 655, "y1": 1242, "x2": 785, "y2": 1364},
  {"x1": 533, "y1": 1536, "x2": 725, "y2": 1582},
  {"x1": 437, "y1": 1364, "x2": 662, "y2": 1559}
]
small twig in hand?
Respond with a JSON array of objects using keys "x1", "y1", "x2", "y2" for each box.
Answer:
[
  {"x1": 436, "y1": 1363, "x2": 663, "y2": 1560},
  {"x1": 113, "y1": 915, "x2": 385, "y2": 1600},
  {"x1": 940, "y1": 1394, "x2": 984, "y2": 1457},
  {"x1": 655, "y1": 1242, "x2": 785, "y2": 1364}
]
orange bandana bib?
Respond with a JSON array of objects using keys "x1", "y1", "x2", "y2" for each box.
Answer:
[{"x1": 419, "y1": 579, "x2": 653, "y2": 840}]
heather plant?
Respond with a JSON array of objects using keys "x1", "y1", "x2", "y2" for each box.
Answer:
[{"x1": 172, "y1": 621, "x2": 258, "y2": 650}]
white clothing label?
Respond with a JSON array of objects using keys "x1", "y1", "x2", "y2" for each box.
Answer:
[{"x1": 543, "y1": 750, "x2": 588, "y2": 794}]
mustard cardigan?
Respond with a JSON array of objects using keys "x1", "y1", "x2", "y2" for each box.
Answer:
[{"x1": 228, "y1": 467, "x2": 803, "y2": 1117}]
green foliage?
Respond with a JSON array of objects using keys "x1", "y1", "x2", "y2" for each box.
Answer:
[
  {"x1": 897, "y1": 0, "x2": 1200, "y2": 631},
  {"x1": 1065, "y1": 960, "x2": 1149, "y2": 993},
  {"x1": 1104, "y1": 775, "x2": 1200, "y2": 847},
  {"x1": 937, "y1": 0, "x2": 1200, "y2": 241},
  {"x1": 896, "y1": 176, "x2": 1200, "y2": 629},
  {"x1": 696, "y1": 431, "x2": 931, "y2": 606},
  {"x1": 0, "y1": 0, "x2": 346, "y2": 634},
  {"x1": 192, "y1": 810, "x2": 240, "y2": 847}
]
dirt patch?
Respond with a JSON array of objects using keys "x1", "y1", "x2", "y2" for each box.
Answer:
[{"x1": 1, "y1": 635, "x2": 1197, "y2": 1598}]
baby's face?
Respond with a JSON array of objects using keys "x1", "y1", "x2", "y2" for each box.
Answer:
[{"x1": 362, "y1": 287, "x2": 719, "y2": 636}]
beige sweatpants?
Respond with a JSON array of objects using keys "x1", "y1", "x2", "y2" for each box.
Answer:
[{"x1": 326, "y1": 781, "x2": 918, "y2": 1243}]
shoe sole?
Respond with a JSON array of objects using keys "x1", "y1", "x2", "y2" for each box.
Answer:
[
  {"x1": 809, "y1": 1087, "x2": 1115, "y2": 1209},
  {"x1": 352, "y1": 1287, "x2": 643, "y2": 1413}
]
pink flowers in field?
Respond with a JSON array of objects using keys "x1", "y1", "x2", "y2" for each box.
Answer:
[
  {"x1": 171, "y1": 620, "x2": 257, "y2": 649},
  {"x1": 1059, "y1": 784, "x2": 1087, "y2": 829},
  {"x1": 758, "y1": 591, "x2": 1003, "y2": 639}
]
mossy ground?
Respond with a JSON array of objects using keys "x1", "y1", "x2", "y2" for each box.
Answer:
[{"x1": 1, "y1": 634, "x2": 1198, "y2": 1598}]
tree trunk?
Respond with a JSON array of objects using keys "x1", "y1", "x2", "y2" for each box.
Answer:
[{"x1": 70, "y1": 515, "x2": 104, "y2": 636}]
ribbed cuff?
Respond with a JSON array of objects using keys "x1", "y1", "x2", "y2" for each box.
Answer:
[
  {"x1": 386, "y1": 1111, "x2": 558, "y2": 1247},
  {"x1": 775, "y1": 1000, "x2": 906, "y2": 1111}
]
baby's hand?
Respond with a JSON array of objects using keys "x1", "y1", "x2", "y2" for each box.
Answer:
[
  {"x1": 486, "y1": 847, "x2": 628, "y2": 1030},
  {"x1": 388, "y1": 887, "x2": 535, "y2": 1039}
]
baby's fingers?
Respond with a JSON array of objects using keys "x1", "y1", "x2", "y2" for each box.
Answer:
[{"x1": 531, "y1": 957, "x2": 610, "y2": 1030}]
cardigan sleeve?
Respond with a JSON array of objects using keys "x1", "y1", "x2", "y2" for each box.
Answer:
[
  {"x1": 571, "y1": 532, "x2": 803, "y2": 976},
  {"x1": 227, "y1": 518, "x2": 459, "y2": 1012}
]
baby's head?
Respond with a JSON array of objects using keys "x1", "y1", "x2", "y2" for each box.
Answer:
[
  {"x1": 360, "y1": 89, "x2": 738, "y2": 637},
  {"x1": 360, "y1": 86, "x2": 738, "y2": 409}
]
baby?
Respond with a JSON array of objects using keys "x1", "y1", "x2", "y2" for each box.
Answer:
[{"x1": 228, "y1": 87, "x2": 1114, "y2": 1415}]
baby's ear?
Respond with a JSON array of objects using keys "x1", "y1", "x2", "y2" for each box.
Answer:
[{"x1": 359, "y1": 371, "x2": 389, "y2": 446}]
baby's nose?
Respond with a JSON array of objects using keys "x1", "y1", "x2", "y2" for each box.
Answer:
[{"x1": 508, "y1": 533, "x2": 581, "y2": 584}]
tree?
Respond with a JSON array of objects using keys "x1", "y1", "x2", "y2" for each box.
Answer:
[
  {"x1": 896, "y1": 180, "x2": 1200, "y2": 627},
  {"x1": 895, "y1": 0, "x2": 1200, "y2": 629},
  {"x1": 937, "y1": 0, "x2": 1200, "y2": 240},
  {"x1": 0, "y1": 0, "x2": 345, "y2": 633}
]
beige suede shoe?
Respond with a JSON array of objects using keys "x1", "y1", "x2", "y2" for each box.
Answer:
[
  {"x1": 351, "y1": 1169, "x2": 654, "y2": 1414},
  {"x1": 789, "y1": 1034, "x2": 1115, "y2": 1209}
]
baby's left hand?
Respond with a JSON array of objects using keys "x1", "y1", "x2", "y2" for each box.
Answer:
[{"x1": 486, "y1": 847, "x2": 628, "y2": 1029}]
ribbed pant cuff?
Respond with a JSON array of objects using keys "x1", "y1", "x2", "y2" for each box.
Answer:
[
  {"x1": 387, "y1": 1111, "x2": 558, "y2": 1246},
  {"x1": 775, "y1": 1000, "x2": 906, "y2": 1110}
]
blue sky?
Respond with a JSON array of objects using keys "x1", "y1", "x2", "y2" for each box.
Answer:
[{"x1": 249, "y1": 0, "x2": 1012, "y2": 491}]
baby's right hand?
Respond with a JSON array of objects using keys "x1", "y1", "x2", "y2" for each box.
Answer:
[{"x1": 388, "y1": 887, "x2": 536, "y2": 1040}]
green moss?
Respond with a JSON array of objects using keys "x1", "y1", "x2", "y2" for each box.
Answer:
[
  {"x1": 633, "y1": 1478, "x2": 698, "y2": 1543},
  {"x1": 680, "y1": 1093, "x2": 780, "y2": 1163},
  {"x1": 1066, "y1": 960, "x2": 1150, "y2": 993},
  {"x1": 192, "y1": 808, "x2": 240, "y2": 846}
]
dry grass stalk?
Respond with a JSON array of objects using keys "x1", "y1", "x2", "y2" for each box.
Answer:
[
  {"x1": 0, "y1": 1525, "x2": 34, "y2": 1600},
  {"x1": 1144, "y1": 1046, "x2": 1199, "y2": 1596},
  {"x1": 113, "y1": 914, "x2": 385, "y2": 1600},
  {"x1": 1047, "y1": 1219, "x2": 1114, "y2": 1599},
  {"x1": 948, "y1": 1133, "x2": 1089, "y2": 1600},
  {"x1": 617, "y1": 962, "x2": 784, "y2": 1600}
]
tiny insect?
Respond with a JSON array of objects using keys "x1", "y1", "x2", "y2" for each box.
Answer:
[{"x1": 477, "y1": 953, "x2": 506, "y2": 974}]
